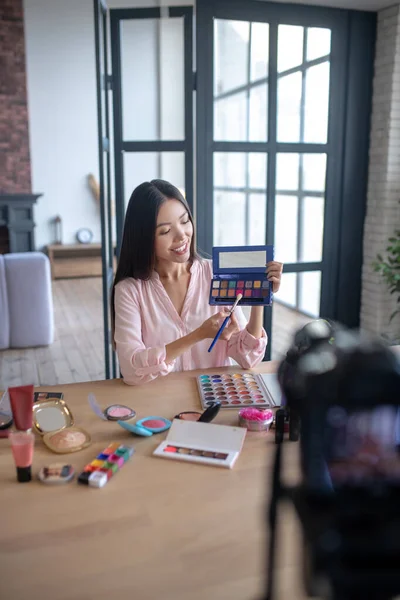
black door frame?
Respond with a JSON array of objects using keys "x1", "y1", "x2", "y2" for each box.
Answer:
[
  {"x1": 196, "y1": 0, "x2": 376, "y2": 359},
  {"x1": 94, "y1": 0, "x2": 116, "y2": 379},
  {"x1": 110, "y1": 6, "x2": 194, "y2": 258}
]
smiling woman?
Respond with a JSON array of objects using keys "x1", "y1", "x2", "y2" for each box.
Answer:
[{"x1": 111, "y1": 179, "x2": 283, "y2": 386}]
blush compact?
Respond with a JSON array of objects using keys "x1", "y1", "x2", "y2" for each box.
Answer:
[
  {"x1": 88, "y1": 394, "x2": 136, "y2": 422},
  {"x1": 117, "y1": 417, "x2": 171, "y2": 437},
  {"x1": 104, "y1": 404, "x2": 136, "y2": 421}
]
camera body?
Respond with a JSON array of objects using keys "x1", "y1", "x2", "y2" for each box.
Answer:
[
  {"x1": 267, "y1": 322, "x2": 400, "y2": 600},
  {"x1": 274, "y1": 319, "x2": 340, "y2": 445}
]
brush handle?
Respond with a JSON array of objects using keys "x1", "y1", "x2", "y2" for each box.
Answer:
[{"x1": 208, "y1": 316, "x2": 230, "y2": 353}]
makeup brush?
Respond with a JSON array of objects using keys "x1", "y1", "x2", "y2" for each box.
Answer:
[{"x1": 208, "y1": 293, "x2": 243, "y2": 353}]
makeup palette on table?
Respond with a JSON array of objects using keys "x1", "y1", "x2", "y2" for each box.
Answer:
[
  {"x1": 33, "y1": 397, "x2": 91, "y2": 454},
  {"x1": 77, "y1": 442, "x2": 135, "y2": 488},
  {"x1": 153, "y1": 419, "x2": 247, "y2": 469},
  {"x1": 197, "y1": 372, "x2": 283, "y2": 410},
  {"x1": 209, "y1": 245, "x2": 274, "y2": 306}
]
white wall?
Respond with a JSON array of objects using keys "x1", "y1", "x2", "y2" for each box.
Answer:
[{"x1": 24, "y1": 0, "x2": 192, "y2": 249}]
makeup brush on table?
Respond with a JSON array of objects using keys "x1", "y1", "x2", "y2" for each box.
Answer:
[{"x1": 208, "y1": 293, "x2": 243, "y2": 353}]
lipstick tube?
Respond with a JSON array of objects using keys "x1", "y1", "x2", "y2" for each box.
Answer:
[
  {"x1": 9, "y1": 431, "x2": 34, "y2": 482},
  {"x1": 9, "y1": 385, "x2": 34, "y2": 432}
]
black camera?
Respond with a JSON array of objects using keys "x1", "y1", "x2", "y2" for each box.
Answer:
[
  {"x1": 274, "y1": 319, "x2": 341, "y2": 444},
  {"x1": 265, "y1": 322, "x2": 400, "y2": 600}
]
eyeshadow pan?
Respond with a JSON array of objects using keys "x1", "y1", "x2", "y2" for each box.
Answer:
[
  {"x1": 164, "y1": 446, "x2": 177, "y2": 453},
  {"x1": 220, "y1": 290, "x2": 227, "y2": 297},
  {"x1": 213, "y1": 280, "x2": 220, "y2": 288},
  {"x1": 254, "y1": 281, "x2": 261, "y2": 288},
  {"x1": 228, "y1": 280, "x2": 236, "y2": 288},
  {"x1": 245, "y1": 290, "x2": 252, "y2": 298},
  {"x1": 262, "y1": 281, "x2": 269, "y2": 288},
  {"x1": 221, "y1": 281, "x2": 228, "y2": 289},
  {"x1": 228, "y1": 289, "x2": 235, "y2": 297},
  {"x1": 212, "y1": 290, "x2": 218, "y2": 297},
  {"x1": 245, "y1": 281, "x2": 253, "y2": 288},
  {"x1": 238, "y1": 280, "x2": 244, "y2": 287}
]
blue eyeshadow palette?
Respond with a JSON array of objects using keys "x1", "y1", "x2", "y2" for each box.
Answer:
[{"x1": 209, "y1": 245, "x2": 274, "y2": 306}]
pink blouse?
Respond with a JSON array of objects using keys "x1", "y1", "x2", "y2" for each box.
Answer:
[{"x1": 114, "y1": 258, "x2": 267, "y2": 385}]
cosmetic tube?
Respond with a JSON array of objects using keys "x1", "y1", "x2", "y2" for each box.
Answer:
[
  {"x1": 9, "y1": 385, "x2": 34, "y2": 432},
  {"x1": 9, "y1": 431, "x2": 34, "y2": 482}
]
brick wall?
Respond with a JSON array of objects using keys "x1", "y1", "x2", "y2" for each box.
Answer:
[
  {"x1": 360, "y1": 5, "x2": 400, "y2": 340},
  {"x1": 0, "y1": 0, "x2": 31, "y2": 193}
]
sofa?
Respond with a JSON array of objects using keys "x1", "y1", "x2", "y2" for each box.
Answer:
[{"x1": 0, "y1": 252, "x2": 54, "y2": 350}]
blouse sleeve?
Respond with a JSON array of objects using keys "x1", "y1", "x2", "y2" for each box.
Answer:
[
  {"x1": 226, "y1": 306, "x2": 268, "y2": 369},
  {"x1": 114, "y1": 281, "x2": 175, "y2": 385}
]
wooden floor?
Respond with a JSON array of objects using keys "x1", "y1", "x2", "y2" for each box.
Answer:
[
  {"x1": 0, "y1": 277, "x2": 311, "y2": 389},
  {"x1": 0, "y1": 278, "x2": 106, "y2": 389}
]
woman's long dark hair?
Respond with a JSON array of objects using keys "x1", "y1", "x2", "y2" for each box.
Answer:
[{"x1": 111, "y1": 179, "x2": 198, "y2": 344}]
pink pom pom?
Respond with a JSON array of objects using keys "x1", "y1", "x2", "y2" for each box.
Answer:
[{"x1": 239, "y1": 408, "x2": 273, "y2": 422}]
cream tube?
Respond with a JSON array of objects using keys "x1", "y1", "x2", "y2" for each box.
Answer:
[
  {"x1": 9, "y1": 431, "x2": 34, "y2": 482},
  {"x1": 9, "y1": 385, "x2": 34, "y2": 432}
]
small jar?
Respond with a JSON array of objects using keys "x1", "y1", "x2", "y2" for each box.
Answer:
[{"x1": 238, "y1": 408, "x2": 274, "y2": 432}]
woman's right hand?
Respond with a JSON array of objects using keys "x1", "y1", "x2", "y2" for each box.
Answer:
[{"x1": 196, "y1": 311, "x2": 228, "y2": 340}]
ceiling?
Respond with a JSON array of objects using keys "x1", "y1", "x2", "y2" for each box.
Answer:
[{"x1": 258, "y1": 0, "x2": 395, "y2": 10}]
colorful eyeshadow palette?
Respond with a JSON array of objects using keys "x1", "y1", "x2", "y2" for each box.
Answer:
[
  {"x1": 153, "y1": 419, "x2": 247, "y2": 469},
  {"x1": 77, "y1": 442, "x2": 135, "y2": 488},
  {"x1": 197, "y1": 372, "x2": 283, "y2": 410},
  {"x1": 209, "y1": 245, "x2": 274, "y2": 306}
]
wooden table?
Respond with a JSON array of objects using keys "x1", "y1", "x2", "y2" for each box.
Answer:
[{"x1": 0, "y1": 364, "x2": 304, "y2": 600}]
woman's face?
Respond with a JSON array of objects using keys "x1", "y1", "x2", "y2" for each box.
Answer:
[{"x1": 154, "y1": 199, "x2": 193, "y2": 265}]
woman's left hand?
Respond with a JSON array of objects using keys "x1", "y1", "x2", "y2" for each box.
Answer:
[{"x1": 266, "y1": 261, "x2": 283, "y2": 293}]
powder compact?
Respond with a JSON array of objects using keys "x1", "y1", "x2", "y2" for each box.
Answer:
[
  {"x1": 88, "y1": 393, "x2": 136, "y2": 422},
  {"x1": 33, "y1": 397, "x2": 91, "y2": 454},
  {"x1": 209, "y1": 245, "x2": 274, "y2": 307},
  {"x1": 104, "y1": 405, "x2": 136, "y2": 421}
]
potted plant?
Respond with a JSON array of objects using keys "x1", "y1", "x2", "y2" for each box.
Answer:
[{"x1": 373, "y1": 220, "x2": 400, "y2": 345}]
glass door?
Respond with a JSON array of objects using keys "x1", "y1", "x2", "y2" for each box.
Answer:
[
  {"x1": 197, "y1": 1, "x2": 348, "y2": 360},
  {"x1": 110, "y1": 6, "x2": 194, "y2": 253},
  {"x1": 94, "y1": 0, "x2": 116, "y2": 379}
]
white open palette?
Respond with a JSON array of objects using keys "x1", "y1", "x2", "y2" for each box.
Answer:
[
  {"x1": 197, "y1": 372, "x2": 283, "y2": 410},
  {"x1": 153, "y1": 419, "x2": 247, "y2": 469}
]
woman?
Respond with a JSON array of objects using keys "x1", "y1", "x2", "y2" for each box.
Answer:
[{"x1": 112, "y1": 179, "x2": 283, "y2": 385}]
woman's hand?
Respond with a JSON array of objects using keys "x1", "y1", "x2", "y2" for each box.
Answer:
[
  {"x1": 196, "y1": 312, "x2": 227, "y2": 340},
  {"x1": 219, "y1": 311, "x2": 240, "y2": 341},
  {"x1": 196, "y1": 309, "x2": 240, "y2": 342},
  {"x1": 267, "y1": 261, "x2": 283, "y2": 293}
]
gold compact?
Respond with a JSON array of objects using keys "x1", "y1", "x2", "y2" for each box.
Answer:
[{"x1": 33, "y1": 398, "x2": 91, "y2": 454}]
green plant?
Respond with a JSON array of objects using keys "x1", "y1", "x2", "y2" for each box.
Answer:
[{"x1": 373, "y1": 223, "x2": 400, "y2": 323}]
